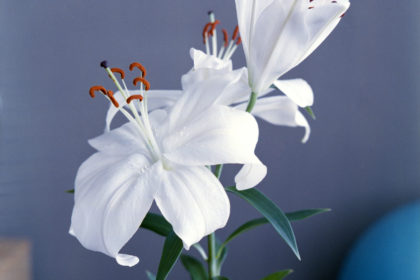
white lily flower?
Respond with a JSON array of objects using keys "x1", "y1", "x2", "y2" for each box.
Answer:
[
  {"x1": 235, "y1": 0, "x2": 350, "y2": 95},
  {"x1": 183, "y1": 48, "x2": 311, "y2": 143},
  {"x1": 70, "y1": 61, "x2": 261, "y2": 267}
]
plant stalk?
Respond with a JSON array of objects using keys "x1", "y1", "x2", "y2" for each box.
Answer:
[
  {"x1": 207, "y1": 91, "x2": 258, "y2": 279},
  {"x1": 207, "y1": 232, "x2": 218, "y2": 279}
]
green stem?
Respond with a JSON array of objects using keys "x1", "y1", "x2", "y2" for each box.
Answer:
[
  {"x1": 207, "y1": 92, "x2": 258, "y2": 279},
  {"x1": 245, "y1": 92, "x2": 258, "y2": 113},
  {"x1": 208, "y1": 164, "x2": 223, "y2": 278},
  {"x1": 207, "y1": 233, "x2": 218, "y2": 279}
]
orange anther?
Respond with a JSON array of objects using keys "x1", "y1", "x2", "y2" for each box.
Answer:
[
  {"x1": 236, "y1": 36, "x2": 242, "y2": 45},
  {"x1": 202, "y1": 22, "x2": 213, "y2": 43},
  {"x1": 111, "y1": 67, "x2": 125, "y2": 79},
  {"x1": 209, "y1": 20, "x2": 220, "y2": 36},
  {"x1": 133, "y1": 77, "x2": 151, "y2": 90},
  {"x1": 222, "y1": 29, "x2": 228, "y2": 47},
  {"x1": 106, "y1": 90, "x2": 119, "y2": 108},
  {"x1": 126, "y1": 95, "x2": 144, "y2": 104},
  {"x1": 232, "y1": 26, "x2": 239, "y2": 40},
  {"x1": 89, "y1": 85, "x2": 107, "y2": 98},
  {"x1": 129, "y1": 62, "x2": 147, "y2": 77}
]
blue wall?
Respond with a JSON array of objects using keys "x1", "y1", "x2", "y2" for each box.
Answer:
[{"x1": 0, "y1": 0, "x2": 419, "y2": 279}]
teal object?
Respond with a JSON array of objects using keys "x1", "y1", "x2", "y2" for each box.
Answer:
[{"x1": 339, "y1": 201, "x2": 420, "y2": 280}]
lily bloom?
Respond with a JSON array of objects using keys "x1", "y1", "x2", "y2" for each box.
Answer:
[
  {"x1": 235, "y1": 0, "x2": 350, "y2": 95},
  {"x1": 70, "y1": 62, "x2": 261, "y2": 266}
]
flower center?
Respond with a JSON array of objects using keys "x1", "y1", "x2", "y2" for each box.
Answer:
[
  {"x1": 201, "y1": 11, "x2": 241, "y2": 61},
  {"x1": 89, "y1": 61, "x2": 162, "y2": 162}
]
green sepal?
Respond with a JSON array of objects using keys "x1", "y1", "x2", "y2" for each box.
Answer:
[
  {"x1": 212, "y1": 277, "x2": 230, "y2": 280},
  {"x1": 156, "y1": 231, "x2": 183, "y2": 280},
  {"x1": 146, "y1": 270, "x2": 156, "y2": 280},
  {"x1": 261, "y1": 269, "x2": 293, "y2": 280},
  {"x1": 226, "y1": 186, "x2": 300, "y2": 260},
  {"x1": 66, "y1": 189, "x2": 74, "y2": 194},
  {"x1": 305, "y1": 106, "x2": 316, "y2": 120},
  {"x1": 180, "y1": 254, "x2": 208, "y2": 280}
]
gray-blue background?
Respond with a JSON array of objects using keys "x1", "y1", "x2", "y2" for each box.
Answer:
[{"x1": 0, "y1": 0, "x2": 419, "y2": 279}]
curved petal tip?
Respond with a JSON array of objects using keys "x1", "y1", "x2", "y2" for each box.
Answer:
[{"x1": 116, "y1": 254, "x2": 139, "y2": 267}]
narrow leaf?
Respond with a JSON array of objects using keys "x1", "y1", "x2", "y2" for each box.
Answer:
[
  {"x1": 192, "y1": 243, "x2": 208, "y2": 260},
  {"x1": 261, "y1": 269, "x2": 293, "y2": 280},
  {"x1": 156, "y1": 231, "x2": 183, "y2": 280},
  {"x1": 286, "y1": 208, "x2": 331, "y2": 221},
  {"x1": 180, "y1": 254, "x2": 208, "y2": 280},
  {"x1": 216, "y1": 208, "x2": 330, "y2": 257},
  {"x1": 226, "y1": 186, "x2": 300, "y2": 260},
  {"x1": 66, "y1": 189, "x2": 74, "y2": 194},
  {"x1": 212, "y1": 277, "x2": 230, "y2": 280},
  {"x1": 146, "y1": 270, "x2": 156, "y2": 280},
  {"x1": 140, "y1": 212, "x2": 172, "y2": 236},
  {"x1": 215, "y1": 238, "x2": 228, "y2": 275}
]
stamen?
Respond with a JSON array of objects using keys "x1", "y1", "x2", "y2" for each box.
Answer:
[
  {"x1": 129, "y1": 62, "x2": 147, "y2": 77},
  {"x1": 209, "y1": 20, "x2": 220, "y2": 36},
  {"x1": 126, "y1": 95, "x2": 144, "y2": 104},
  {"x1": 232, "y1": 26, "x2": 239, "y2": 40},
  {"x1": 111, "y1": 67, "x2": 125, "y2": 79},
  {"x1": 89, "y1": 85, "x2": 107, "y2": 98},
  {"x1": 100, "y1": 60, "x2": 108, "y2": 68},
  {"x1": 340, "y1": 12, "x2": 346, "y2": 18},
  {"x1": 222, "y1": 29, "x2": 228, "y2": 47},
  {"x1": 202, "y1": 22, "x2": 212, "y2": 43},
  {"x1": 106, "y1": 90, "x2": 119, "y2": 107},
  {"x1": 236, "y1": 37, "x2": 242, "y2": 45},
  {"x1": 133, "y1": 77, "x2": 151, "y2": 90}
]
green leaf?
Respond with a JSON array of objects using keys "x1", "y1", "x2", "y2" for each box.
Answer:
[
  {"x1": 192, "y1": 243, "x2": 208, "y2": 260},
  {"x1": 140, "y1": 212, "x2": 172, "y2": 236},
  {"x1": 215, "y1": 238, "x2": 228, "y2": 275},
  {"x1": 286, "y1": 208, "x2": 331, "y2": 221},
  {"x1": 156, "y1": 231, "x2": 183, "y2": 280},
  {"x1": 261, "y1": 269, "x2": 293, "y2": 280},
  {"x1": 226, "y1": 186, "x2": 300, "y2": 260},
  {"x1": 305, "y1": 106, "x2": 316, "y2": 120},
  {"x1": 216, "y1": 208, "x2": 329, "y2": 258},
  {"x1": 66, "y1": 189, "x2": 74, "y2": 194},
  {"x1": 212, "y1": 277, "x2": 230, "y2": 280},
  {"x1": 180, "y1": 254, "x2": 208, "y2": 280},
  {"x1": 146, "y1": 270, "x2": 156, "y2": 280}
]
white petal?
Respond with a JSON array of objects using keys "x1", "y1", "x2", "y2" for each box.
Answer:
[
  {"x1": 89, "y1": 122, "x2": 148, "y2": 156},
  {"x1": 273, "y1": 79, "x2": 314, "y2": 108},
  {"x1": 244, "y1": 0, "x2": 349, "y2": 93},
  {"x1": 154, "y1": 166, "x2": 230, "y2": 248},
  {"x1": 296, "y1": 0, "x2": 351, "y2": 66},
  {"x1": 238, "y1": 96, "x2": 310, "y2": 142},
  {"x1": 295, "y1": 110, "x2": 311, "y2": 143},
  {"x1": 166, "y1": 72, "x2": 245, "y2": 131},
  {"x1": 70, "y1": 153, "x2": 161, "y2": 266},
  {"x1": 235, "y1": 158, "x2": 267, "y2": 190},
  {"x1": 105, "y1": 90, "x2": 182, "y2": 132},
  {"x1": 234, "y1": 0, "x2": 274, "y2": 62},
  {"x1": 191, "y1": 48, "x2": 232, "y2": 71},
  {"x1": 163, "y1": 105, "x2": 259, "y2": 167}
]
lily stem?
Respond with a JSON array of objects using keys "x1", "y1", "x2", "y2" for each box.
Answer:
[
  {"x1": 208, "y1": 232, "x2": 218, "y2": 279},
  {"x1": 208, "y1": 163, "x2": 223, "y2": 278},
  {"x1": 245, "y1": 91, "x2": 257, "y2": 113},
  {"x1": 207, "y1": 91, "x2": 258, "y2": 279}
]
